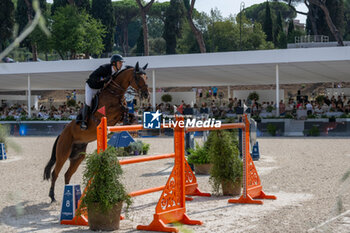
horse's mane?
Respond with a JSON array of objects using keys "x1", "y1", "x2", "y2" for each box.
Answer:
[{"x1": 111, "y1": 66, "x2": 134, "y2": 80}]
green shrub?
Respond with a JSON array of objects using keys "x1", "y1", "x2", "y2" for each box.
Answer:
[
  {"x1": 267, "y1": 123, "x2": 277, "y2": 136},
  {"x1": 209, "y1": 131, "x2": 242, "y2": 195},
  {"x1": 187, "y1": 143, "x2": 210, "y2": 164},
  {"x1": 79, "y1": 146, "x2": 131, "y2": 214},
  {"x1": 142, "y1": 143, "x2": 150, "y2": 153},
  {"x1": 309, "y1": 126, "x2": 320, "y2": 136},
  {"x1": 67, "y1": 99, "x2": 76, "y2": 107},
  {"x1": 248, "y1": 92, "x2": 259, "y2": 101},
  {"x1": 161, "y1": 94, "x2": 172, "y2": 103},
  {"x1": 266, "y1": 105, "x2": 274, "y2": 113}
]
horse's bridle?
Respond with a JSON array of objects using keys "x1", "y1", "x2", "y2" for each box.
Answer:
[{"x1": 105, "y1": 69, "x2": 146, "y2": 98}]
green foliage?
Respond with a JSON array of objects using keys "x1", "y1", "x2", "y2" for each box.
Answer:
[
  {"x1": 0, "y1": 124, "x2": 9, "y2": 144},
  {"x1": 267, "y1": 123, "x2": 277, "y2": 136},
  {"x1": 345, "y1": 0, "x2": 350, "y2": 40},
  {"x1": 149, "y1": 37, "x2": 166, "y2": 55},
  {"x1": 187, "y1": 143, "x2": 210, "y2": 165},
  {"x1": 209, "y1": 131, "x2": 242, "y2": 195},
  {"x1": 315, "y1": 95, "x2": 325, "y2": 104},
  {"x1": 244, "y1": 1, "x2": 296, "y2": 25},
  {"x1": 161, "y1": 94, "x2": 172, "y2": 103},
  {"x1": 79, "y1": 146, "x2": 131, "y2": 214},
  {"x1": 263, "y1": 1, "x2": 273, "y2": 42},
  {"x1": 142, "y1": 143, "x2": 150, "y2": 153},
  {"x1": 135, "y1": 28, "x2": 144, "y2": 56},
  {"x1": 163, "y1": 0, "x2": 185, "y2": 54},
  {"x1": 177, "y1": 22, "x2": 200, "y2": 54},
  {"x1": 91, "y1": 0, "x2": 114, "y2": 53},
  {"x1": 115, "y1": 147, "x2": 129, "y2": 157},
  {"x1": 113, "y1": 0, "x2": 139, "y2": 55},
  {"x1": 305, "y1": 125, "x2": 320, "y2": 136},
  {"x1": 66, "y1": 99, "x2": 76, "y2": 107},
  {"x1": 266, "y1": 105, "x2": 274, "y2": 113},
  {"x1": 0, "y1": 0, "x2": 15, "y2": 52},
  {"x1": 305, "y1": 1, "x2": 344, "y2": 41},
  {"x1": 205, "y1": 13, "x2": 273, "y2": 52},
  {"x1": 248, "y1": 92, "x2": 259, "y2": 101},
  {"x1": 129, "y1": 140, "x2": 143, "y2": 152},
  {"x1": 51, "y1": 5, "x2": 106, "y2": 59},
  {"x1": 0, "y1": 124, "x2": 21, "y2": 152}
]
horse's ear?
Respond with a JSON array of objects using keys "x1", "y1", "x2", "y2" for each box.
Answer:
[
  {"x1": 135, "y1": 62, "x2": 139, "y2": 72},
  {"x1": 142, "y1": 63, "x2": 148, "y2": 70}
]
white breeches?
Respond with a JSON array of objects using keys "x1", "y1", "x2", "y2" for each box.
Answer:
[{"x1": 85, "y1": 83, "x2": 99, "y2": 107}]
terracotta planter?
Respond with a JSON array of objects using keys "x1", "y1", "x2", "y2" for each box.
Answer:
[
  {"x1": 194, "y1": 164, "x2": 213, "y2": 175},
  {"x1": 221, "y1": 180, "x2": 242, "y2": 196},
  {"x1": 88, "y1": 202, "x2": 123, "y2": 231}
]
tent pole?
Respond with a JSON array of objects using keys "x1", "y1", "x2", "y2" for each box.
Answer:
[
  {"x1": 276, "y1": 64, "x2": 279, "y2": 117},
  {"x1": 152, "y1": 70, "x2": 156, "y2": 111},
  {"x1": 27, "y1": 74, "x2": 31, "y2": 118}
]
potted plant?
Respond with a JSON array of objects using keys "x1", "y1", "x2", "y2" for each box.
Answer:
[
  {"x1": 161, "y1": 94, "x2": 172, "y2": 103},
  {"x1": 128, "y1": 142, "x2": 138, "y2": 155},
  {"x1": 78, "y1": 146, "x2": 131, "y2": 231},
  {"x1": 142, "y1": 143, "x2": 150, "y2": 155},
  {"x1": 187, "y1": 143, "x2": 211, "y2": 175},
  {"x1": 209, "y1": 130, "x2": 243, "y2": 196}
]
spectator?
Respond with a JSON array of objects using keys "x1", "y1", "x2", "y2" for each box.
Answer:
[
  {"x1": 183, "y1": 104, "x2": 193, "y2": 115},
  {"x1": 279, "y1": 100, "x2": 286, "y2": 115},
  {"x1": 212, "y1": 86, "x2": 218, "y2": 99},
  {"x1": 306, "y1": 101, "x2": 313, "y2": 115}
]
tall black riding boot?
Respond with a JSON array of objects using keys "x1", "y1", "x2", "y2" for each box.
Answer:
[{"x1": 80, "y1": 105, "x2": 90, "y2": 130}]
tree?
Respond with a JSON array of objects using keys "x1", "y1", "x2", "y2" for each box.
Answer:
[
  {"x1": 243, "y1": 1, "x2": 296, "y2": 25},
  {"x1": 148, "y1": 1, "x2": 169, "y2": 38},
  {"x1": 91, "y1": 0, "x2": 114, "y2": 54},
  {"x1": 15, "y1": 0, "x2": 47, "y2": 60},
  {"x1": 113, "y1": 0, "x2": 139, "y2": 56},
  {"x1": 287, "y1": 19, "x2": 295, "y2": 43},
  {"x1": 52, "y1": 0, "x2": 89, "y2": 14},
  {"x1": 344, "y1": 0, "x2": 350, "y2": 40},
  {"x1": 283, "y1": 0, "x2": 344, "y2": 46},
  {"x1": 183, "y1": 0, "x2": 206, "y2": 53},
  {"x1": 135, "y1": 0, "x2": 155, "y2": 56},
  {"x1": 0, "y1": 0, "x2": 15, "y2": 52},
  {"x1": 263, "y1": 1, "x2": 273, "y2": 42},
  {"x1": 205, "y1": 14, "x2": 273, "y2": 52},
  {"x1": 274, "y1": 11, "x2": 287, "y2": 48},
  {"x1": 51, "y1": 5, "x2": 105, "y2": 59},
  {"x1": 163, "y1": 0, "x2": 185, "y2": 54},
  {"x1": 51, "y1": 0, "x2": 66, "y2": 15},
  {"x1": 135, "y1": 28, "x2": 144, "y2": 56}
]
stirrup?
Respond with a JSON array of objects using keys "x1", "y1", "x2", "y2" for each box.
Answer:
[{"x1": 80, "y1": 122, "x2": 88, "y2": 130}]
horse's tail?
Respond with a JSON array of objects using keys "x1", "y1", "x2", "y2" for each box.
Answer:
[{"x1": 43, "y1": 135, "x2": 60, "y2": 181}]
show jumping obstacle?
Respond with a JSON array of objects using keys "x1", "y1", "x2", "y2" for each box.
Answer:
[{"x1": 61, "y1": 114, "x2": 276, "y2": 232}]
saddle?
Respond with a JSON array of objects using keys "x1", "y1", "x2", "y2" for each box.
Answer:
[
  {"x1": 75, "y1": 93, "x2": 100, "y2": 123},
  {"x1": 75, "y1": 92, "x2": 130, "y2": 124}
]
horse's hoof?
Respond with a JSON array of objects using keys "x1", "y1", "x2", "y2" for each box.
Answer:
[{"x1": 50, "y1": 198, "x2": 56, "y2": 203}]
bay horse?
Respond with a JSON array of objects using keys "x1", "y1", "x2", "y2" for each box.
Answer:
[{"x1": 43, "y1": 62, "x2": 149, "y2": 202}]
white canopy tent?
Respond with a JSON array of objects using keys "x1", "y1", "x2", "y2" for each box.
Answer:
[{"x1": 0, "y1": 46, "x2": 350, "y2": 116}]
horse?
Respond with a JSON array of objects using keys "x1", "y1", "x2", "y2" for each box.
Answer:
[{"x1": 43, "y1": 62, "x2": 149, "y2": 202}]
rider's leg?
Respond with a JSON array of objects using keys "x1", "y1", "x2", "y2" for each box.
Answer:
[{"x1": 81, "y1": 83, "x2": 98, "y2": 130}]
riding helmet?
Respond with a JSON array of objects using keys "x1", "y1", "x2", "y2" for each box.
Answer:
[{"x1": 110, "y1": 54, "x2": 124, "y2": 64}]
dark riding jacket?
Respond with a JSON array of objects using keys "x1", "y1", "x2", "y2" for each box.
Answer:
[{"x1": 87, "y1": 64, "x2": 113, "y2": 89}]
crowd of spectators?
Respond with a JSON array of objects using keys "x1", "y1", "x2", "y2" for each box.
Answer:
[
  {"x1": 0, "y1": 102, "x2": 83, "y2": 120},
  {"x1": 1, "y1": 95, "x2": 350, "y2": 121}
]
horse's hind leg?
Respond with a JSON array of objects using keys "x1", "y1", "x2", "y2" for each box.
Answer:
[
  {"x1": 49, "y1": 137, "x2": 73, "y2": 203},
  {"x1": 64, "y1": 143, "x2": 88, "y2": 185}
]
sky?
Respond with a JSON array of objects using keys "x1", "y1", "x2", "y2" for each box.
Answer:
[{"x1": 46, "y1": 0, "x2": 308, "y2": 23}]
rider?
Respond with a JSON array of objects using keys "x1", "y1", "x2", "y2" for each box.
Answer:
[{"x1": 80, "y1": 54, "x2": 125, "y2": 130}]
